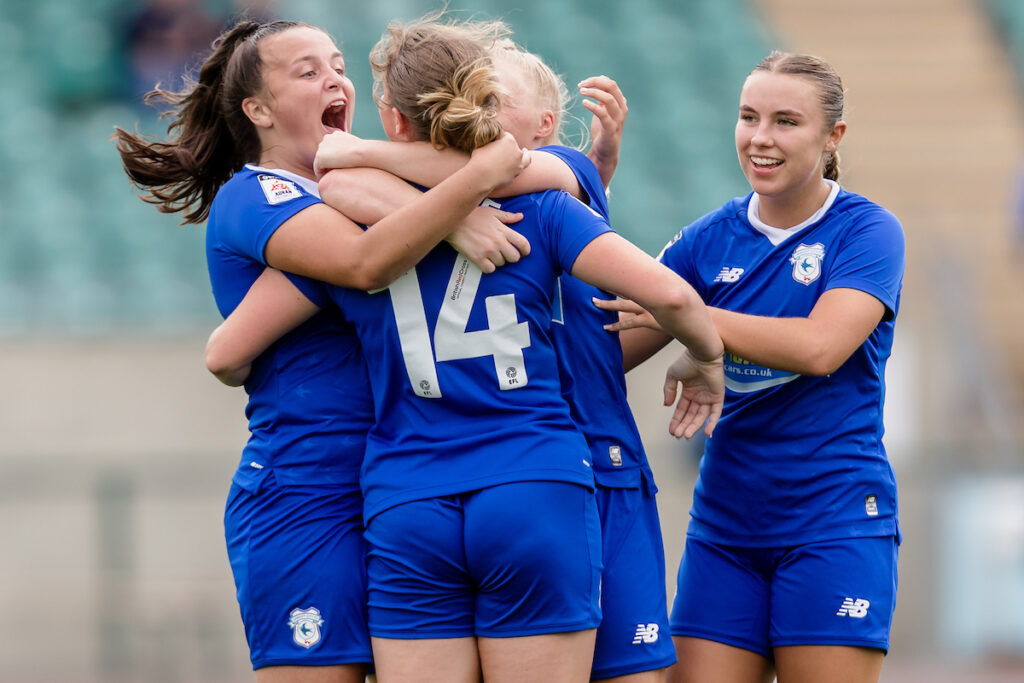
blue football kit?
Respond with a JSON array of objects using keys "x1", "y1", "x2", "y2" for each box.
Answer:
[
  {"x1": 542, "y1": 145, "x2": 676, "y2": 676},
  {"x1": 658, "y1": 181, "x2": 904, "y2": 652},
  {"x1": 325, "y1": 187, "x2": 610, "y2": 637},
  {"x1": 207, "y1": 165, "x2": 373, "y2": 668}
]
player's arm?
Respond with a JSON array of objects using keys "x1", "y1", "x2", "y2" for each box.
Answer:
[
  {"x1": 708, "y1": 288, "x2": 884, "y2": 376},
  {"x1": 571, "y1": 233, "x2": 721, "y2": 362},
  {"x1": 579, "y1": 75, "x2": 627, "y2": 189},
  {"x1": 571, "y1": 232, "x2": 724, "y2": 438},
  {"x1": 316, "y1": 132, "x2": 582, "y2": 200},
  {"x1": 318, "y1": 167, "x2": 529, "y2": 271},
  {"x1": 599, "y1": 287, "x2": 885, "y2": 376},
  {"x1": 205, "y1": 269, "x2": 320, "y2": 387},
  {"x1": 265, "y1": 132, "x2": 529, "y2": 290}
]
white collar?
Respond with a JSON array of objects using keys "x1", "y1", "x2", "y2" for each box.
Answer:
[
  {"x1": 747, "y1": 179, "x2": 840, "y2": 247},
  {"x1": 245, "y1": 163, "x2": 321, "y2": 199}
]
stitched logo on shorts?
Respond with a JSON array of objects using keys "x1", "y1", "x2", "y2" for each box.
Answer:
[
  {"x1": 836, "y1": 598, "x2": 870, "y2": 618},
  {"x1": 632, "y1": 623, "x2": 660, "y2": 644},
  {"x1": 288, "y1": 606, "x2": 325, "y2": 648}
]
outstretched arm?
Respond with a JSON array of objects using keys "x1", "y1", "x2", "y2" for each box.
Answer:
[
  {"x1": 600, "y1": 287, "x2": 885, "y2": 376},
  {"x1": 205, "y1": 269, "x2": 320, "y2": 386},
  {"x1": 570, "y1": 232, "x2": 724, "y2": 435}
]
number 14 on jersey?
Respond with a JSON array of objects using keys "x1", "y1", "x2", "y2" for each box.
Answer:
[{"x1": 387, "y1": 255, "x2": 532, "y2": 398}]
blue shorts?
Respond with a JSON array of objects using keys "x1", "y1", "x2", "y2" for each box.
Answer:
[
  {"x1": 365, "y1": 481, "x2": 602, "y2": 639},
  {"x1": 670, "y1": 535, "x2": 899, "y2": 656},
  {"x1": 224, "y1": 475, "x2": 372, "y2": 669},
  {"x1": 591, "y1": 484, "x2": 677, "y2": 679}
]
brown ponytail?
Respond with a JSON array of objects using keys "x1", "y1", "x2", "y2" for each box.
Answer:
[
  {"x1": 754, "y1": 51, "x2": 845, "y2": 182},
  {"x1": 370, "y1": 15, "x2": 509, "y2": 153},
  {"x1": 113, "y1": 20, "x2": 309, "y2": 224}
]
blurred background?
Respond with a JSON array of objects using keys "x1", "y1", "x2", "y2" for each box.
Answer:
[{"x1": 1, "y1": 0, "x2": 1022, "y2": 680}]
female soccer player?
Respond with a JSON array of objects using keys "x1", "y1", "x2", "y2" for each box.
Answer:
[
  {"x1": 114, "y1": 19, "x2": 529, "y2": 683},
  {"x1": 599, "y1": 51, "x2": 905, "y2": 683},
  {"x1": 209, "y1": 15, "x2": 724, "y2": 683},
  {"x1": 301, "y1": 37, "x2": 677, "y2": 682}
]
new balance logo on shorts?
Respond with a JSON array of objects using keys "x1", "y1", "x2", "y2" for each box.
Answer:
[
  {"x1": 836, "y1": 598, "x2": 870, "y2": 618},
  {"x1": 632, "y1": 623, "x2": 660, "y2": 644}
]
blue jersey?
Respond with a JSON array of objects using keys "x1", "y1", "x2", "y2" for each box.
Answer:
[
  {"x1": 206, "y1": 165, "x2": 374, "y2": 491},
  {"x1": 540, "y1": 146, "x2": 655, "y2": 489},
  {"x1": 326, "y1": 189, "x2": 611, "y2": 521},
  {"x1": 658, "y1": 183, "x2": 904, "y2": 546}
]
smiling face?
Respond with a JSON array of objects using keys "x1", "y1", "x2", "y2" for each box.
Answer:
[
  {"x1": 248, "y1": 26, "x2": 354, "y2": 176},
  {"x1": 735, "y1": 70, "x2": 845, "y2": 226}
]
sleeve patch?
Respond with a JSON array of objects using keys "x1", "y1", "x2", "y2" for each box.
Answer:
[{"x1": 258, "y1": 174, "x2": 304, "y2": 205}]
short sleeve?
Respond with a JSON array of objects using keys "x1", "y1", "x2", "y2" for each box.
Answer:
[{"x1": 826, "y1": 206, "x2": 905, "y2": 319}]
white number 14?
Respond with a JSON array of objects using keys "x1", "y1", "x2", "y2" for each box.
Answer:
[{"x1": 387, "y1": 255, "x2": 531, "y2": 398}]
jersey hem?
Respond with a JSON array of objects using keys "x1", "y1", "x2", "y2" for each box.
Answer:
[
  {"x1": 686, "y1": 518, "x2": 899, "y2": 548},
  {"x1": 364, "y1": 469, "x2": 595, "y2": 521}
]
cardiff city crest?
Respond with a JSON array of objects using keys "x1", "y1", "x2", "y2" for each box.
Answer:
[
  {"x1": 288, "y1": 606, "x2": 324, "y2": 648},
  {"x1": 789, "y1": 243, "x2": 825, "y2": 285}
]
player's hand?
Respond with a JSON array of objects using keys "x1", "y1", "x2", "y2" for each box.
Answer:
[
  {"x1": 663, "y1": 349, "x2": 725, "y2": 439},
  {"x1": 594, "y1": 297, "x2": 662, "y2": 332},
  {"x1": 315, "y1": 130, "x2": 364, "y2": 179},
  {"x1": 467, "y1": 132, "x2": 531, "y2": 192},
  {"x1": 580, "y1": 75, "x2": 627, "y2": 188},
  {"x1": 446, "y1": 206, "x2": 529, "y2": 273}
]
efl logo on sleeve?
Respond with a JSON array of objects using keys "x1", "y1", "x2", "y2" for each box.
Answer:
[{"x1": 258, "y1": 174, "x2": 303, "y2": 204}]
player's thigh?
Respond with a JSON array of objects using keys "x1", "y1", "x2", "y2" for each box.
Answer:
[
  {"x1": 669, "y1": 637, "x2": 773, "y2": 683},
  {"x1": 669, "y1": 536, "x2": 772, "y2": 658},
  {"x1": 464, "y1": 481, "x2": 602, "y2": 637},
  {"x1": 478, "y1": 629, "x2": 597, "y2": 683},
  {"x1": 225, "y1": 479, "x2": 371, "y2": 669},
  {"x1": 363, "y1": 496, "x2": 474, "y2": 639},
  {"x1": 592, "y1": 485, "x2": 675, "y2": 681},
  {"x1": 773, "y1": 645, "x2": 884, "y2": 683},
  {"x1": 371, "y1": 636, "x2": 480, "y2": 683},
  {"x1": 770, "y1": 536, "x2": 898, "y2": 652}
]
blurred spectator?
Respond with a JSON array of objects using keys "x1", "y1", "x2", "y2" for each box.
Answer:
[{"x1": 122, "y1": 0, "x2": 222, "y2": 108}]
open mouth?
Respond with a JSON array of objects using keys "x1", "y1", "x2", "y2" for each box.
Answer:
[
  {"x1": 322, "y1": 100, "x2": 348, "y2": 132},
  {"x1": 750, "y1": 155, "x2": 782, "y2": 170}
]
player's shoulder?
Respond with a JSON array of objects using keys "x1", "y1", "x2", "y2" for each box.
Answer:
[
  {"x1": 536, "y1": 144, "x2": 589, "y2": 169},
  {"x1": 831, "y1": 188, "x2": 901, "y2": 227},
  {"x1": 661, "y1": 194, "x2": 749, "y2": 256},
  {"x1": 215, "y1": 165, "x2": 318, "y2": 208},
  {"x1": 692, "y1": 194, "x2": 749, "y2": 234}
]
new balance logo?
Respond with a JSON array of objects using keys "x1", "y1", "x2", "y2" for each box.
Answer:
[
  {"x1": 714, "y1": 267, "x2": 744, "y2": 283},
  {"x1": 836, "y1": 598, "x2": 870, "y2": 618},
  {"x1": 632, "y1": 623, "x2": 660, "y2": 644}
]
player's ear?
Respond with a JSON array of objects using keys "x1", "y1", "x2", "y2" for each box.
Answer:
[
  {"x1": 243, "y1": 96, "x2": 273, "y2": 128},
  {"x1": 536, "y1": 110, "x2": 555, "y2": 143}
]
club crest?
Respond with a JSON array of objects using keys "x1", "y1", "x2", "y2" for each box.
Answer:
[
  {"x1": 288, "y1": 607, "x2": 324, "y2": 648},
  {"x1": 789, "y1": 242, "x2": 825, "y2": 285}
]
